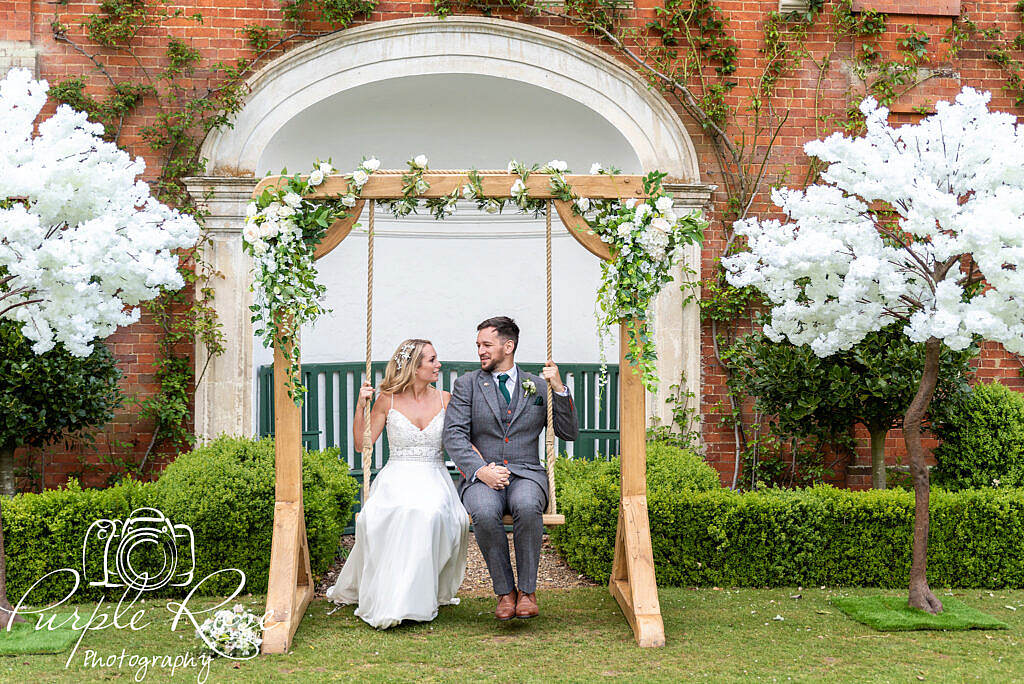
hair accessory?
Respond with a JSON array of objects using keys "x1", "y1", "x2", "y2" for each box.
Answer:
[{"x1": 394, "y1": 342, "x2": 416, "y2": 370}]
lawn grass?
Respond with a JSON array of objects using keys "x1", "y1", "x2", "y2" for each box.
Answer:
[
  {"x1": 1, "y1": 587, "x2": 1023, "y2": 682},
  {"x1": 833, "y1": 595, "x2": 1009, "y2": 632},
  {"x1": 0, "y1": 613, "x2": 79, "y2": 655}
]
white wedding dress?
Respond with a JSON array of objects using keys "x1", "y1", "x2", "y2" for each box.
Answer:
[{"x1": 326, "y1": 390, "x2": 469, "y2": 629}]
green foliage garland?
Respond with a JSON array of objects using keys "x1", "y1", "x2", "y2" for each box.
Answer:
[{"x1": 247, "y1": 156, "x2": 705, "y2": 403}]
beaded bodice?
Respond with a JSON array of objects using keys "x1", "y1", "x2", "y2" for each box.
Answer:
[{"x1": 385, "y1": 408, "x2": 445, "y2": 463}]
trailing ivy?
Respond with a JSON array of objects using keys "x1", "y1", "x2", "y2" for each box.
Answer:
[
  {"x1": 946, "y1": 5, "x2": 1024, "y2": 108},
  {"x1": 281, "y1": 0, "x2": 376, "y2": 25}
]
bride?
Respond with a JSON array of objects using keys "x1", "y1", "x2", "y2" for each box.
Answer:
[{"x1": 326, "y1": 338, "x2": 469, "y2": 629}]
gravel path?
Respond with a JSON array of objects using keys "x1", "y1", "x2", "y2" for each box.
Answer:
[{"x1": 315, "y1": 532, "x2": 597, "y2": 598}]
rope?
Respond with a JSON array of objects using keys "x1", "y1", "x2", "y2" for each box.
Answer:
[
  {"x1": 545, "y1": 199, "x2": 557, "y2": 516},
  {"x1": 361, "y1": 201, "x2": 375, "y2": 504}
]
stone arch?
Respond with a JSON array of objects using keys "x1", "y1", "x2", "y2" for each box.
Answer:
[{"x1": 201, "y1": 16, "x2": 701, "y2": 181}]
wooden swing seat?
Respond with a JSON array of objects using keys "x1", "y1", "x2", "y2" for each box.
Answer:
[
  {"x1": 503, "y1": 513, "x2": 564, "y2": 526},
  {"x1": 358, "y1": 512, "x2": 565, "y2": 525}
]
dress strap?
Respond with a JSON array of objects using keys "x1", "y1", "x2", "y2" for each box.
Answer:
[
  {"x1": 390, "y1": 392, "x2": 395, "y2": 411},
  {"x1": 439, "y1": 386, "x2": 446, "y2": 411}
]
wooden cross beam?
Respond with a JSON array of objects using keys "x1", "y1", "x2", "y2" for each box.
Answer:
[{"x1": 253, "y1": 172, "x2": 651, "y2": 200}]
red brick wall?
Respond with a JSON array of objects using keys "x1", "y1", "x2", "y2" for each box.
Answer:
[{"x1": 11, "y1": 0, "x2": 1024, "y2": 490}]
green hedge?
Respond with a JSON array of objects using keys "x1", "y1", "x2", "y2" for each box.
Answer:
[
  {"x1": 550, "y1": 441, "x2": 718, "y2": 583},
  {"x1": 5, "y1": 436, "x2": 359, "y2": 604},
  {"x1": 550, "y1": 443, "x2": 1024, "y2": 588},
  {"x1": 933, "y1": 381, "x2": 1024, "y2": 490},
  {"x1": 153, "y1": 436, "x2": 359, "y2": 597},
  {"x1": 4, "y1": 477, "x2": 153, "y2": 604}
]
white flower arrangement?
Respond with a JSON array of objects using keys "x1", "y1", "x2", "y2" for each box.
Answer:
[
  {"x1": 380, "y1": 154, "x2": 432, "y2": 217},
  {"x1": 195, "y1": 604, "x2": 264, "y2": 659},
  {"x1": 522, "y1": 378, "x2": 537, "y2": 396},
  {"x1": 543, "y1": 161, "x2": 706, "y2": 390},
  {"x1": 244, "y1": 157, "x2": 379, "y2": 403},
  {"x1": 509, "y1": 176, "x2": 536, "y2": 215}
]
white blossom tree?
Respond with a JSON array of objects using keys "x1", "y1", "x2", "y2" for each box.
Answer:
[
  {"x1": 0, "y1": 68, "x2": 199, "y2": 627},
  {"x1": 724, "y1": 87, "x2": 1024, "y2": 613}
]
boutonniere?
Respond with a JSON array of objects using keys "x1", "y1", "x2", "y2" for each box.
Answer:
[{"x1": 522, "y1": 379, "x2": 537, "y2": 397}]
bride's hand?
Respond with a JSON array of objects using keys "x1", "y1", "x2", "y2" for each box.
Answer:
[{"x1": 356, "y1": 381, "x2": 375, "y2": 407}]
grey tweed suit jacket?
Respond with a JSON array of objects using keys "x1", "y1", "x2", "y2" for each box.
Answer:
[{"x1": 443, "y1": 366, "x2": 579, "y2": 500}]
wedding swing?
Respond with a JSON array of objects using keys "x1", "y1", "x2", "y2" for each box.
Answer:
[
  {"x1": 256, "y1": 169, "x2": 665, "y2": 654},
  {"x1": 355, "y1": 198, "x2": 565, "y2": 527}
]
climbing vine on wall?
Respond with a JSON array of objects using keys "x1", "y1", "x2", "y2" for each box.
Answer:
[
  {"x1": 41, "y1": 0, "x2": 1024, "y2": 486},
  {"x1": 945, "y1": 0, "x2": 1024, "y2": 107},
  {"x1": 418, "y1": 0, "x2": 1024, "y2": 489}
]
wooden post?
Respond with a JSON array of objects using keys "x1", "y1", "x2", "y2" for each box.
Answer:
[
  {"x1": 608, "y1": 321, "x2": 665, "y2": 647},
  {"x1": 262, "y1": 328, "x2": 314, "y2": 654}
]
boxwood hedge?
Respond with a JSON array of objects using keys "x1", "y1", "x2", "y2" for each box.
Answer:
[
  {"x1": 4, "y1": 436, "x2": 358, "y2": 604},
  {"x1": 550, "y1": 442, "x2": 1024, "y2": 588}
]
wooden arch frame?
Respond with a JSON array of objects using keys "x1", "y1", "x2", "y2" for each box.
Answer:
[{"x1": 254, "y1": 171, "x2": 666, "y2": 653}]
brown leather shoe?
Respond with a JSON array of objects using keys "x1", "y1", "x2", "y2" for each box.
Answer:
[
  {"x1": 495, "y1": 590, "x2": 518, "y2": 621},
  {"x1": 515, "y1": 591, "x2": 539, "y2": 619}
]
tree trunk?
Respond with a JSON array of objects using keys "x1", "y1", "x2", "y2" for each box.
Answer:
[
  {"x1": 870, "y1": 429, "x2": 887, "y2": 490},
  {"x1": 0, "y1": 446, "x2": 15, "y2": 498},
  {"x1": 903, "y1": 337, "x2": 943, "y2": 614},
  {"x1": 0, "y1": 497, "x2": 26, "y2": 628}
]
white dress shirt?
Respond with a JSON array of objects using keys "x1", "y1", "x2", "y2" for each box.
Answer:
[{"x1": 491, "y1": 365, "x2": 569, "y2": 398}]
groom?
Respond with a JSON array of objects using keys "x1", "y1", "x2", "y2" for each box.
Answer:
[{"x1": 443, "y1": 316, "x2": 579, "y2": 620}]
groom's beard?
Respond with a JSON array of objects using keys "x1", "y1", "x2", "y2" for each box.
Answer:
[{"x1": 479, "y1": 354, "x2": 508, "y2": 372}]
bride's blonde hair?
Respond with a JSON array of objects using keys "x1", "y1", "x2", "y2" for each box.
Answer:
[{"x1": 379, "y1": 338, "x2": 434, "y2": 395}]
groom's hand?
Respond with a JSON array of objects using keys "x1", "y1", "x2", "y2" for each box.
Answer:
[
  {"x1": 541, "y1": 361, "x2": 565, "y2": 394},
  {"x1": 475, "y1": 463, "x2": 511, "y2": 490}
]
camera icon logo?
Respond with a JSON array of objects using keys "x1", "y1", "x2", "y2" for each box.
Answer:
[{"x1": 83, "y1": 507, "x2": 196, "y2": 591}]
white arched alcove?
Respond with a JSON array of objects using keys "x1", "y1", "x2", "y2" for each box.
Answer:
[
  {"x1": 186, "y1": 16, "x2": 712, "y2": 443},
  {"x1": 254, "y1": 72, "x2": 642, "y2": 372}
]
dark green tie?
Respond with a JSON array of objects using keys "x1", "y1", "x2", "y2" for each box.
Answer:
[{"x1": 497, "y1": 373, "x2": 511, "y2": 405}]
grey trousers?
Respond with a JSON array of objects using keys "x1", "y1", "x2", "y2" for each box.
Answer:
[{"x1": 461, "y1": 476, "x2": 546, "y2": 595}]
